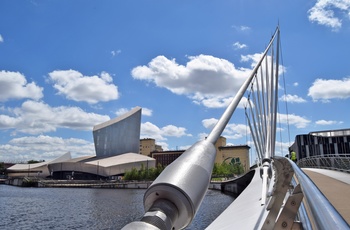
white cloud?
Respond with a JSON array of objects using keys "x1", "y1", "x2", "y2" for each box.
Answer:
[
  {"x1": 0, "y1": 135, "x2": 95, "y2": 162},
  {"x1": 156, "y1": 141, "x2": 169, "y2": 151},
  {"x1": 0, "y1": 34, "x2": 3, "y2": 43},
  {"x1": 308, "y1": 0, "x2": 350, "y2": 30},
  {"x1": 200, "y1": 96, "x2": 233, "y2": 108},
  {"x1": 233, "y1": 42, "x2": 247, "y2": 50},
  {"x1": 111, "y1": 50, "x2": 121, "y2": 57},
  {"x1": 0, "y1": 100, "x2": 110, "y2": 135},
  {"x1": 202, "y1": 118, "x2": 218, "y2": 130},
  {"x1": 202, "y1": 118, "x2": 249, "y2": 139},
  {"x1": 315, "y1": 119, "x2": 343, "y2": 125},
  {"x1": 132, "y1": 55, "x2": 253, "y2": 108},
  {"x1": 233, "y1": 25, "x2": 251, "y2": 32},
  {"x1": 308, "y1": 77, "x2": 350, "y2": 101},
  {"x1": 0, "y1": 70, "x2": 43, "y2": 102},
  {"x1": 278, "y1": 113, "x2": 311, "y2": 128},
  {"x1": 279, "y1": 94, "x2": 307, "y2": 103},
  {"x1": 116, "y1": 107, "x2": 153, "y2": 117},
  {"x1": 274, "y1": 140, "x2": 292, "y2": 157},
  {"x1": 293, "y1": 82, "x2": 299, "y2": 87},
  {"x1": 140, "y1": 122, "x2": 164, "y2": 140},
  {"x1": 115, "y1": 108, "x2": 129, "y2": 117},
  {"x1": 161, "y1": 125, "x2": 191, "y2": 137},
  {"x1": 224, "y1": 123, "x2": 250, "y2": 139},
  {"x1": 140, "y1": 121, "x2": 190, "y2": 141},
  {"x1": 141, "y1": 107, "x2": 153, "y2": 116},
  {"x1": 48, "y1": 70, "x2": 119, "y2": 104}
]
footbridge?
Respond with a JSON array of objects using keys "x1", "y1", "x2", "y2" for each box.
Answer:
[
  {"x1": 209, "y1": 158, "x2": 350, "y2": 229},
  {"x1": 123, "y1": 27, "x2": 350, "y2": 229}
]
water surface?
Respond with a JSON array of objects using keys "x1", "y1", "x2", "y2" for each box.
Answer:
[{"x1": 0, "y1": 185, "x2": 234, "y2": 229}]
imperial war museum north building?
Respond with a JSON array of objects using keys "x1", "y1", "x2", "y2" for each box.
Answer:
[
  {"x1": 7, "y1": 107, "x2": 156, "y2": 180},
  {"x1": 93, "y1": 106, "x2": 141, "y2": 157}
]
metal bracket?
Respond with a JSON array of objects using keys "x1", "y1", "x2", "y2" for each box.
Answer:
[
  {"x1": 262, "y1": 157, "x2": 294, "y2": 230},
  {"x1": 274, "y1": 184, "x2": 303, "y2": 230}
]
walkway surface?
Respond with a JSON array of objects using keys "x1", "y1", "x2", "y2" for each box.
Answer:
[{"x1": 302, "y1": 168, "x2": 350, "y2": 225}]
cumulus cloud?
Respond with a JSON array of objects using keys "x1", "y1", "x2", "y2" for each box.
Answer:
[
  {"x1": 308, "y1": 77, "x2": 350, "y2": 102},
  {"x1": 0, "y1": 135, "x2": 95, "y2": 162},
  {"x1": 233, "y1": 25, "x2": 251, "y2": 32},
  {"x1": 202, "y1": 118, "x2": 249, "y2": 139},
  {"x1": 0, "y1": 100, "x2": 110, "y2": 135},
  {"x1": 279, "y1": 94, "x2": 307, "y2": 103},
  {"x1": 0, "y1": 34, "x2": 3, "y2": 43},
  {"x1": 48, "y1": 70, "x2": 119, "y2": 104},
  {"x1": 131, "y1": 55, "x2": 253, "y2": 108},
  {"x1": 225, "y1": 123, "x2": 250, "y2": 139},
  {"x1": 111, "y1": 49, "x2": 121, "y2": 57},
  {"x1": 116, "y1": 107, "x2": 153, "y2": 117},
  {"x1": 308, "y1": 0, "x2": 350, "y2": 30},
  {"x1": 278, "y1": 113, "x2": 311, "y2": 128},
  {"x1": 0, "y1": 70, "x2": 43, "y2": 102},
  {"x1": 202, "y1": 118, "x2": 218, "y2": 130},
  {"x1": 115, "y1": 108, "x2": 129, "y2": 117},
  {"x1": 140, "y1": 121, "x2": 191, "y2": 141},
  {"x1": 233, "y1": 42, "x2": 248, "y2": 50},
  {"x1": 315, "y1": 119, "x2": 343, "y2": 125},
  {"x1": 141, "y1": 108, "x2": 153, "y2": 116}
]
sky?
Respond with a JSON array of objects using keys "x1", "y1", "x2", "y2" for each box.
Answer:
[{"x1": 1, "y1": 0, "x2": 350, "y2": 163}]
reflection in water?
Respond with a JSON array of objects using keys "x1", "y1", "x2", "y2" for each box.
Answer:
[{"x1": 0, "y1": 185, "x2": 234, "y2": 229}]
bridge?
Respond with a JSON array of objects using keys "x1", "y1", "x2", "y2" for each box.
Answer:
[
  {"x1": 122, "y1": 27, "x2": 350, "y2": 229},
  {"x1": 209, "y1": 160, "x2": 350, "y2": 229}
]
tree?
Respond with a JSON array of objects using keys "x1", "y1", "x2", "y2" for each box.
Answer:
[
  {"x1": 123, "y1": 163, "x2": 165, "y2": 181},
  {"x1": 212, "y1": 160, "x2": 244, "y2": 178}
]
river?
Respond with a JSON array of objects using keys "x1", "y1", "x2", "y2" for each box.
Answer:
[{"x1": 0, "y1": 185, "x2": 234, "y2": 229}]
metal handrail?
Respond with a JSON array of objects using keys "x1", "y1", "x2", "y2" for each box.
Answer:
[
  {"x1": 286, "y1": 157, "x2": 349, "y2": 229},
  {"x1": 297, "y1": 155, "x2": 350, "y2": 173}
]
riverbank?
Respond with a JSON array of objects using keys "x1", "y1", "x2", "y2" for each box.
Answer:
[
  {"x1": 5, "y1": 171, "x2": 253, "y2": 196},
  {"x1": 5, "y1": 177, "x2": 153, "y2": 189}
]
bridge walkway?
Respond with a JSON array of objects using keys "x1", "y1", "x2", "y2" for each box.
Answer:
[{"x1": 302, "y1": 168, "x2": 350, "y2": 225}]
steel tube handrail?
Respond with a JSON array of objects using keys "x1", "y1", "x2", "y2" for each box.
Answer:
[
  {"x1": 298, "y1": 155, "x2": 350, "y2": 173},
  {"x1": 285, "y1": 157, "x2": 349, "y2": 229}
]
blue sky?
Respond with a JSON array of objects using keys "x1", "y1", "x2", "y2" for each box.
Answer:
[{"x1": 1, "y1": 0, "x2": 350, "y2": 163}]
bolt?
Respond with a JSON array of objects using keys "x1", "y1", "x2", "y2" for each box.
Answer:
[
  {"x1": 282, "y1": 221, "x2": 288, "y2": 228},
  {"x1": 291, "y1": 200, "x2": 296, "y2": 206}
]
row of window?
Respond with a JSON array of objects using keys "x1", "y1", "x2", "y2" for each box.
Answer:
[
  {"x1": 299, "y1": 135, "x2": 350, "y2": 145},
  {"x1": 299, "y1": 143, "x2": 350, "y2": 158}
]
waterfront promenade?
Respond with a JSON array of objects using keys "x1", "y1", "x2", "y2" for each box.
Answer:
[{"x1": 302, "y1": 168, "x2": 350, "y2": 225}]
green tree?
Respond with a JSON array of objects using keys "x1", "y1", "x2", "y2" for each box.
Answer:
[
  {"x1": 212, "y1": 160, "x2": 244, "y2": 178},
  {"x1": 123, "y1": 163, "x2": 165, "y2": 181},
  {"x1": 27, "y1": 160, "x2": 40, "y2": 164}
]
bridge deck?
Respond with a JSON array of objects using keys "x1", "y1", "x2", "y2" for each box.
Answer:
[{"x1": 302, "y1": 168, "x2": 350, "y2": 225}]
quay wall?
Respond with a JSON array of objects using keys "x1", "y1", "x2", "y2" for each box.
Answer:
[
  {"x1": 5, "y1": 171, "x2": 254, "y2": 193},
  {"x1": 209, "y1": 170, "x2": 255, "y2": 197},
  {"x1": 5, "y1": 178, "x2": 153, "y2": 189}
]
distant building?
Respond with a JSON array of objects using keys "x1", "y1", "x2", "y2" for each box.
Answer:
[
  {"x1": 48, "y1": 153, "x2": 155, "y2": 180},
  {"x1": 290, "y1": 128, "x2": 350, "y2": 160},
  {"x1": 215, "y1": 137, "x2": 250, "y2": 173},
  {"x1": 93, "y1": 107, "x2": 141, "y2": 157},
  {"x1": 150, "y1": 136, "x2": 250, "y2": 173},
  {"x1": 152, "y1": 150, "x2": 184, "y2": 167},
  {"x1": 140, "y1": 138, "x2": 163, "y2": 156},
  {"x1": 7, "y1": 152, "x2": 72, "y2": 178}
]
